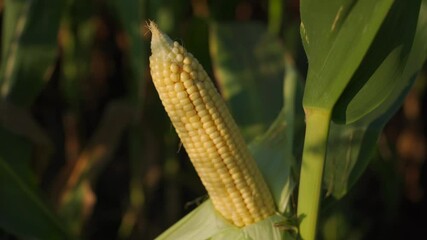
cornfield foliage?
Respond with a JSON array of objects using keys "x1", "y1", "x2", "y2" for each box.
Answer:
[{"x1": 0, "y1": 0, "x2": 426, "y2": 239}]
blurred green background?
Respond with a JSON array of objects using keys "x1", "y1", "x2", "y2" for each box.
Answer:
[{"x1": 0, "y1": 0, "x2": 426, "y2": 239}]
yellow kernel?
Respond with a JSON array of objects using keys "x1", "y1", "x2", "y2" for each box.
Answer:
[
  {"x1": 216, "y1": 141, "x2": 226, "y2": 149},
  {"x1": 173, "y1": 41, "x2": 180, "y2": 47},
  {"x1": 183, "y1": 80, "x2": 193, "y2": 88},
  {"x1": 200, "y1": 134, "x2": 209, "y2": 142},
  {"x1": 162, "y1": 69, "x2": 169, "y2": 77},
  {"x1": 217, "y1": 167, "x2": 228, "y2": 176},
  {"x1": 164, "y1": 77, "x2": 174, "y2": 85},
  {"x1": 199, "y1": 89, "x2": 209, "y2": 97},
  {"x1": 177, "y1": 92, "x2": 187, "y2": 100},
  {"x1": 179, "y1": 98, "x2": 191, "y2": 105},
  {"x1": 192, "y1": 99, "x2": 203, "y2": 107},
  {"x1": 186, "y1": 86, "x2": 197, "y2": 94},
  {"x1": 176, "y1": 109, "x2": 185, "y2": 117},
  {"x1": 198, "y1": 110, "x2": 209, "y2": 117},
  {"x1": 183, "y1": 57, "x2": 192, "y2": 65},
  {"x1": 190, "y1": 71, "x2": 198, "y2": 79},
  {"x1": 203, "y1": 121, "x2": 214, "y2": 129},
  {"x1": 188, "y1": 92, "x2": 200, "y2": 101},
  {"x1": 218, "y1": 146, "x2": 228, "y2": 155},
  {"x1": 183, "y1": 104, "x2": 194, "y2": 112},
  {"x1": 205, "y1": 126, "x2": 216, "y2": 135},
  {"x1": 186, "y1": 110, "x2": 197, "y2": 118},
  {"x1": 204, "y1": 141, "x2": 214, "y2": 149},
  {"x1": 176, "y1": 54, "x2": 184, "y2": 62},
  {"x1": 183, "y1": 65, "x2": 192, "y2": 73},
  {"x1": 200, "y1": 115, "x2": 210, "y2": 123},
  {"x1": 181, "y1": 72, "x2": 190, "y2": 81},
  {"x1": 166, "y1": 84, "x2": 174, "y2": 92},
  {"x1": 152, "y1": 70, "x2": 160, "y2": 78},
  {"x1": 185, "y1": 123, "x2": 193, "y2": 131},
  {"x1": 192, "y1": 121, "x2": 202, "y2": 129},
  {"x1": 170, "y1": 63, "x2": 179, "y2": 73},
  {"x1": 163, "y1": 59, "x2": 171, "y2": 67},
  {"x1": 171, "y1": 73, "x2": 179, "y2": 82},
  {"x1": 172, "y1": 47, "x2": 180, "y2": 54},
  {"x1": 191, "y1": 60, "x2": 198, "y2": 69},
  {"x1": 223, "y1": 157, "x2": 233, "y2": 165},
  {"x1": 189, "y1": 115, "x2": 199, "y2": 123},
  {"x1": 242, "y1": 218, "x2": 253, "y2": 225},
  {"x1": 174, "y1": 82, "x2": 185, "y2": 92},
  {"x1": 196, "y1": 104, "x2": 208, "y2": 112}
]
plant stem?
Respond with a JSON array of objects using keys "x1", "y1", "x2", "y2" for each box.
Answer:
[{"x1": 297, "y1": 108, "x2": 331, "y2": 240}]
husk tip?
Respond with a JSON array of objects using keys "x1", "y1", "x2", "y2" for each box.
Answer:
[{"x1": 147, "y1": 20, "x2": 160, "y2": 37}]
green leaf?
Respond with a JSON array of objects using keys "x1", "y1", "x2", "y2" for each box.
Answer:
[
  {"x1": 324, "y1": 0, "x2": 427, "y2": 198},
  {"x1": 113, "y1": 0, "x2": 146, "y2": 104},
  {"x1": 0, "y1": 0, "x2": 64, "y2": 106},
  {"x1": 0, "y1": 127, "x2": 34, "y2": 185},
  {"x1": 301, "y1": 0, "x2": 394, "y2": 109},
  {"x1": 324, "y1": 122, "x2": 382, "y2": 198},
  {"x1": 249, "y1": 56, "x2": 303, "y2": 213},
  {"x1": 332, "y1": 0, "x2": 421, "y2": 123},
  {"x1": 209, "y1": 22, "x2": 284, "y2": 140},
  {"x1": 0, "y1": 0, "x2": 68, "y2": 237},
  {"x1": 0, "y1": 159, "x2": 70, "y2": 239}
]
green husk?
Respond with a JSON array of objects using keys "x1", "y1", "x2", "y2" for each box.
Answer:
[{"x1": 156, "y1": 200, "x2": 288, "y2": 240}]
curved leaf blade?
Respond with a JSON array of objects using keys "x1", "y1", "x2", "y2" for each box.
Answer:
[
  {"x1": 324, "y1": 0, "x2": 427, "y2": 198},
  {"x1": 333, "y1": 0, "x2": 421, "y2": 123},
  {"x1": 0, "y1": 160, "x2": 69, "y2": 239},
  {"x1": 209, "y1": 22, "x2": 284, "y2": 140},
  {"x1": 301, "y1": 0, "x2": 393, "y2": 109},
  {"x1": 0, "y1": 0, "x2": 63, "y2": 106}
]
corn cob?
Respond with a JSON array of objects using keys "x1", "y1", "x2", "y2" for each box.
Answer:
[{"x1": 148, "y1": 21, "x2": 275, "y2": 227}]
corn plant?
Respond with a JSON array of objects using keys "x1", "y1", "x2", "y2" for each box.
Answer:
[
  {"x1": 148, "y1": 0, "x2": 427, "y2": 239},
  {"x1": 0, "y1": 0, "x2": 427, "y2": 240}
]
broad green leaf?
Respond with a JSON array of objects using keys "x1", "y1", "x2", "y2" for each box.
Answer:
[
  {"x1": 0, "y1": 0, "x2": 67, "y2": 237},
  {"x1": 301, "y1": 0, "x2": 393, "y2": 109},
  {"x1": 249, "y1": 56, "x2": 303, "y2": 213},
  {"x1": 324, "y1": 122, "x2": 382, "y2": 198},
  {"x1": 0, "y1": 124, "x2": 43, "y2": 187},
  {"x1": 0, "y1": 127, "x2": 34, "y2": 185},
  {"x1": 209, "y1": 22, "x2": 284, "y2": 140},
  {"x1": 332, "y1": 0, "x2": 420, "y2": 123},
  {"x1": 0, "y1": 159, "x2": 70, "y2": 239},
  {"x1": 0, "y1": 0, "x2": 63, "y2": 106},
  {"x1": 113, "y1": 0, "x2": 146, "y2": 104},
  {"x1": 324, "y1": 0, "x2": 427, "y2": 198}
]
